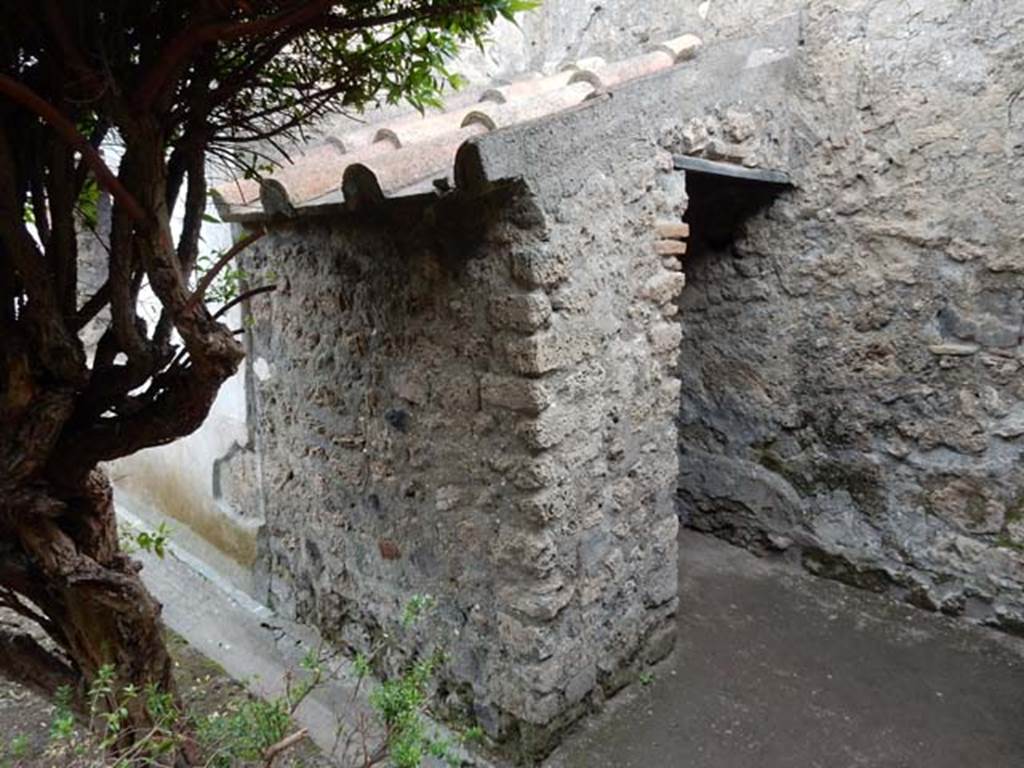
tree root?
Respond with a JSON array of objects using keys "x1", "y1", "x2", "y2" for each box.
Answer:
[{"x1": 0, "y1": 620, "x2": 78, "y2": 702}]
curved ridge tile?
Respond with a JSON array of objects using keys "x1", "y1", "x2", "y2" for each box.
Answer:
[
  {"x1": 376, "y1": 105, "x2": 491, "y2": 148},
  {"x1": 259, "y1": 178, "x2": 295, "y2": 217},
  {"x1": 653, "y1": 33, "x2": 703, "y2": 63},
  {"x1": 578, "y1": 50, "x2": 675, "y2": 89},
  {"x1": 567, "y1": 69, "x2": 603, "y2": 88},
  {"x1": 341, "y1": 126, "x2": 486, "y2": 210},
  {"x1": 323, "y1": 135, "x2": 354, "y2": 153},
  {"x1": 372, "y1": 128, "x2": 402, "y2": 148},
  {"x1": 461, "y1": 110, "x2": 497, "y2": 131},
  {"x1": 480, "y1": 69, "x2": 577, "y2": 105},
  {"x1": 465, "y1": 81, "x2": 596, "y2": 130},
  {"x1": 328, "y1": 124, "x2": 381, "y2": 153},
  {"x1": 453, "y1": 141, "x2": 488, "y2": 195},
  {"x1": 271, "y1": 142, "x2": 398, "y2": 206},
  {"x1": 341, "y1": 164, "x2": 385, "y2": 209},
  {"x1": 562, "y1": 56, "x2": 606, "y2": 73}
]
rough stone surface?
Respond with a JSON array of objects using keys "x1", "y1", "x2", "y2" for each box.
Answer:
[
  {"x1": 214, "y1": 15, "x2": 807, "y2": 758},
  {"x1": 673, "y1": 0, "x2": 1024, "y2": 634},
  {"x1": 219, "y1": 14, "x2": 810, "y2": 755},
  {"x1": 231, "y1": 153, "x2": 685, "y2": 756}
]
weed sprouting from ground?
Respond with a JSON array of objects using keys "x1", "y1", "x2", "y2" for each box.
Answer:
[
  {"x1": 0, "y1": 733, "x2": 30, "y2": 767},
  {"x1": 337, "y1": 593, "x2": 484, "y2": 768},
  {"x1": 14, "y1": 594, "x2": 483, "y2": 768}
]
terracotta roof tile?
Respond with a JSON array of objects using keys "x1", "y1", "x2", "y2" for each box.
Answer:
[
  {"x1": 654, "y1": 34, "x2": 704, "y2": 63},
  {"x1": 213, "y1": 33, "x2": 703, "y2": 220},
  {"x1": 462, "y1": 81, "x2": 597, "y2": 130},
  {"x1": 216, "y1": 176, "x2": 259, "y2": 208},
  {"x1": 570, "y1": 50, "x2": 675, "y2": 89},
  {"x1": 372, "y1": 103, "x2": 488, "y2": 148},
  {"x1": 215, "y1": 143, "x2": 350, "y2": 207},
  {"x1": 342, "y1": 125, "x2": 487, "y2": 209},
  {"x1": 479, "y1": 69, "x2": 577, "y2": 104}
]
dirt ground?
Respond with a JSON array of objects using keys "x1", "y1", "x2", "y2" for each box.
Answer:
[{"x1": 0, "y1": 616, "x2": 332, "y2": 768}]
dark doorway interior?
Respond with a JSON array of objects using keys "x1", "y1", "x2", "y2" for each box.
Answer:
[{"x1": 674, "y1": 156, "x2": 792, "y2": 536}]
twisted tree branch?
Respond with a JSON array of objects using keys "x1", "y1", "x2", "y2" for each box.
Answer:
[{"x1": 0, "y1": 74, "x2": 147, "y2": 223}]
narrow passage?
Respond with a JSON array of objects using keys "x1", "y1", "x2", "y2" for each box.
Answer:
[{"x1": 548, "y1": 530, "x2": 1024, "y2": 768}]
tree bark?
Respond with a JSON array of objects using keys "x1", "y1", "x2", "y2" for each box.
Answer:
[{"x1": 0, "y1": 468, "x2": 184, "y2": 756}]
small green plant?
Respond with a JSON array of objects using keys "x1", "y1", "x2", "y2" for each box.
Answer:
[
  {"x1": 639, "y1": 670, "x2": 656, "y2": 687},
  {"x1": 10, "y1": 733, "x2": 30, "y2": 758},
  {"x1": 0, "y1": 732, "x2": 31, "y2": 767},
  {"x1": 29, "y1": 593, "x2": 475, "y2": 767},
  {"x1": 50, "y1": 685, "x2": 76, "y2": 741},
  {"x1": 136, "y1": 522, "x2": 172, "y2": 558},
  {"x1": 401, "y1": 593, "x2": 437, "y2": 629},
  {"x1": 40, "y1": 659, "x2": 316, "y2": 768},
  {"x1": 118, "y1": 521, "x2": 172, "y2": 559},
  {"x1": 369, "y1": 657, "x2": 437, "y2": 768},
  {"x1": 199, "y1": 696, "x2": 292, "y2": 766},
  {"x1": 340, "y1": 594, "x2": 481, "y2": 768},
  {"x1": 45, "y1": 666, "x2": 182, "y2": 766}
]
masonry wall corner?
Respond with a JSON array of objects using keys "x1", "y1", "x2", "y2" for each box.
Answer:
[{"x1": 230, "y1": 155, "x2": 687, "y2": 754}]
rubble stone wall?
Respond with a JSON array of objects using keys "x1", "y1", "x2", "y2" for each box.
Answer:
[
  {"x1": 226, "y1": 20, "x2": 799, "y2": 756},
  {"x1": 671, "y1": 0, "x2": 1024, "y2": 631},
  {"x1": 237, "y1": 154, "x2": 687, "y2": 753}
]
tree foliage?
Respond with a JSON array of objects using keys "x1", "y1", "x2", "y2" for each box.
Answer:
[{"x1": 0, "y1": 0, "x2": 531, "y2": 757}]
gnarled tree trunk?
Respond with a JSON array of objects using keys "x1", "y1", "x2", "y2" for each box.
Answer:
[
  {"x1": 2, "y1": 469, "x2": 173, "y2": 697},
  {"x1": 0, "y1": 103, "x2": 243, "y2": 764}
]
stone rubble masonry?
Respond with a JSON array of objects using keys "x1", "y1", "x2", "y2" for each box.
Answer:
[
  {"x1": 222, "y1": 18, "x2": 798, "y2": 760},
  {"x1": 670, "y1": 0, "x2": 1024, "y2": 637},
  {"x1": 232, "y1": 155, "x2": 688, "y2": 757}
]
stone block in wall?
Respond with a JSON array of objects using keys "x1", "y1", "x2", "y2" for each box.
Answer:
[
  {"x1": 564, "y1": 662, "x2": 598, "y2": 706},
  {"x1": 497, "y1": 611, "x2": 558, "y2": 662},
  {"x1": 516, "y1": 485, "x2": 576, "y2": 525},
  {"x1": 510, "y1": 246, "x2": 572, "y2": 289},
  {"x1": 491, "y1": 679, "x2": 563, "y2": 727},
  {"x1": 643, "y1": 560, "x2": 678, "y2": 608},
  {"x1": 480, "y1": 373, "x2": 553, "y2": 414},
  {"x1": 433, "y1": 370, "x2": 480, "y2": 412},
  {"x1": 495, "y1": 525, "x2": 559, "y2": 578},
  {"x1": 390, "y1": 367, "x2": 429, "y2": 405},
  {"x1": 639, "y1": 271, "x2": 687, "y2": 306},
  {"x1": 505, "y1": 330, "x2": 596, "y2": 375},
  {"x1": 500, "y1": 573, "x2": 576, "y2": 622},
  {"x1": 511, "y1": 454, "x2": 570, "y2": 491},
  {"x1": 650, "y1": 322, "x2": 683, "y2": 355},
  {"x1": 925, "y1": 476, "x2": 1006, "y2": 535},
  {"x1": 489, "y1": 291, "x2": 553, "y2": 332},
  {"x1": 517, "y1": 403, "x2": 576, "y2": 451}
]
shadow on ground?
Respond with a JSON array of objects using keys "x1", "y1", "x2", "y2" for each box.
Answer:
[{"x1": 546, "y1": 529, "x2": 1024, "y2": 768}]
